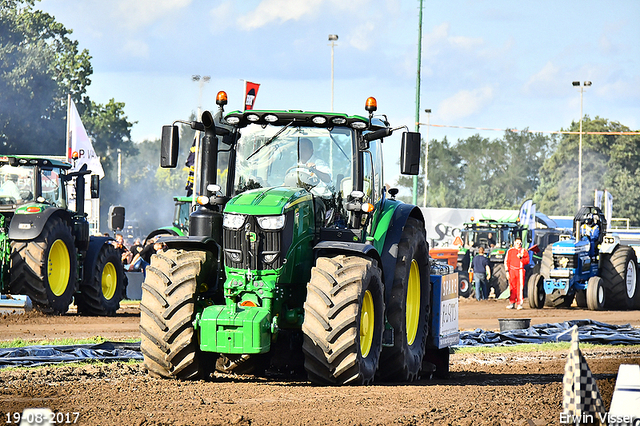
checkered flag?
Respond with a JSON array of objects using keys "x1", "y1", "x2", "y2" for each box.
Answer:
[{"x1": 562, "y1": 325, "x2": 606, "y2": 422}]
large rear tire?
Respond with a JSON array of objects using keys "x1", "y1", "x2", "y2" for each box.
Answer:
[
  {"x1": 600, "y1": 246, "x2": 638, "y2": 310},
  {"x1": 527, "y1": 273, "x2": 545, "y2": 309},
  {"x1": 139, "y1": 248, "x2": 209, "y2": 380},
  {"x1": 9, "y1": 217, "x2": 77, "y2": 314},
  {"x1": 76, "y1": 244, "x2": 125, "y2": 316},
  {"x1": 377, "y1": 217, "x2": 430, "y2": 382},
  {"x1": 545, "y1": 290, "x2": 574, "y2": 308},
  {"x1": 301, "y1": 255, "x2": 384, "y2": 385}
]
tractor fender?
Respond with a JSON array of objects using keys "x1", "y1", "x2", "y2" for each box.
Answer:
[
  {"x1": 8, "y1": 206, "x2": 71, "y2": 241},
  {"x1": 160, "y1": 235, "x2": 221, "y2": 254},
  {"x1": 313, "y1": 241, "x2": 382, "y2": 267},
  {"x1": 144, "y1": 226, "x2": 183, "y2": 245},
  {"x1": 83, "y1": 236, "x2": 115, "y2": 280},
  {"x1": 379, "y1": 204, "x2": 425, "y2": 291}
]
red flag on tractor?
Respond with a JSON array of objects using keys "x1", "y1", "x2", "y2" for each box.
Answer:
[{"x1": 244, "y1": 81, "x2": 260, "y2": 110}]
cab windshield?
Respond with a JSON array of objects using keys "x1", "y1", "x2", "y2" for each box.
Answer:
[
  {"x1": 0, "y1": 164, "x2": 35, "y2": 206},
  {"x1": 234, "y1": 124, "x2": 353, "y2": 200}
]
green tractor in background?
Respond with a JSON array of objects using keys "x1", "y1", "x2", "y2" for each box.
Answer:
[
  {"x1": 139, "y1": 94, "x2": 459, "y2": 385},
  {"x1": 456, "y1": 218, "x2": 528, "y2": 297},
  {"x1": 0, "y1": 155, "x2": 126, "y2": 315}
]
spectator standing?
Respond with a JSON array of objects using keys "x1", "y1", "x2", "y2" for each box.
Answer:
[
  {"x1": 112, "y1": 233, "x2": 132, "y2": 265},
  {"x1": 505, "y1": 237, "x2": 529, "y2": 310},
  {"x1": 471, "y1": 247, "x2": 491, "y2": 300}
]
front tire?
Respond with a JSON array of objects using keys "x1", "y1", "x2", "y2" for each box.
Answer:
[
  {"x1": 76, "y1": 244, "x2": 125, "y2": 316},
  {"x1": 9, "y1": 217, "x2": 77, "y2": 314},
  {"x1": 489, "y1": 263, "x2": 509, "y2": 297},
  {"x1": 458, "y1": 272, "x2": 472, "y2": 298},
  {"x1": 527, "y1": 273, "x2": 545, "y2": 309},
  {"x1": 301, "y1": 255, "x2": 384, "y2": 385},
  {"x1": 139, "y1": 248, "x2": 209, "y2": 380},
  {"x1": 587, "y1": 276, "x2": 606, "y2": 310},
  {"x1": 600, "y1": 246, "x2": 638, "y2": 310}
]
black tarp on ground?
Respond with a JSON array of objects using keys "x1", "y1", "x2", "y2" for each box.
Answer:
[
  {"x1": 0, "y1": 341, "x2": 142, "y2": 369},
  {"x1": 457, "y1": 319, "x2": 640, "y2": 347},
  {"x1": 0, "y1": 320, "x2": 639, "y2": 368}
]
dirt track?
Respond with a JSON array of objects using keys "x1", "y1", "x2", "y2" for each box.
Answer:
[{"x1": 1, "y1": 298, "x2": 640, "y2": 425}]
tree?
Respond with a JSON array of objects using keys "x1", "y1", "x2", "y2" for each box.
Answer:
[
  {"x1": 398, "y1": 130, "x2": 554, "y2": 209},
  {"x1": 0, "y1": 0, "x2": 93, "y2": 154},
  {"x1": 534, "y1": 116, "x2": 640, "y2": 225}
]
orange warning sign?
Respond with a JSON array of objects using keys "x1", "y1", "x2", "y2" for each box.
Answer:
[{"x1": 453, "y1": 236, "x2": 463, "y2": 246}]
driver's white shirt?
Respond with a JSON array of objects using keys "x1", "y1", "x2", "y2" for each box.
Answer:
[{"x1": 303, "y1": 155, "x2": 331, "y2": 180}]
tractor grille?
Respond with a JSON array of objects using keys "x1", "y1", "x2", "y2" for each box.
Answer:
[
  {"x1": 553, "y1": 254, "x2": 578, "y2": 269},
  {"x1": 223, "y1": 215, "x2": 291, "y2": 271}
]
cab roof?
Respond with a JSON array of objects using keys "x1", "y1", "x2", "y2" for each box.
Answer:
[{"x1": 0, "y1": 155, "x2": 71, "y2": 169}]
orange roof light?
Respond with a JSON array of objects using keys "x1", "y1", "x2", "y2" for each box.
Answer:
[
  {"x1": 362, "y1": 203, "x2": 375, "y2": 213},
  {"x1": 365, "y1": 97, "x2": 377, "y2": 112},
  {"x1": 216, "y1": 91, "x2": 228, "y2": 106},
  {"x1": 72, "y1": 151, "x2": 79, "y2": 160}
]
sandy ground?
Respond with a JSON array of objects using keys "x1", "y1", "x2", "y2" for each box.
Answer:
[
  {"x1": 2, "y1": 297, "x2": 640, "y2": 342},
  {"x1": 1, "y1": 298, "x2": 639, "y2": 425}
]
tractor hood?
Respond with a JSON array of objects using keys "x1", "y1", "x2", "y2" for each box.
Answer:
[
  {"x1": 224, "y1": 186, "x2": 311, "y2": 216},
  {"x1": 552, "y1": 238, "x2": 590, "y2": 255}
]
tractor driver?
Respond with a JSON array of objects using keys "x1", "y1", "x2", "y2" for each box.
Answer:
[
  {"x1": 297, "y1": 138, "x2": 331, "y2": 183},
  {"x1": 0, "y1": 174, "x2": 22, "y2": 202},
  {"x1": 581, "y1": 215, "x2": 600, "y2": 257}
]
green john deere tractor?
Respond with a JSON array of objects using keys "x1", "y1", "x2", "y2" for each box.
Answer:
[
  {"x1": 0, "y1": 155, "x2": 126, "y2": 315},
  {"x1": 139, "y1": 94, "x2": 459, "y2": 385}
]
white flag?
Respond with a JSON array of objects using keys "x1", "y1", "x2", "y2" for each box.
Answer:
[
  {"x1": 518, "y1": 199, "x2": 533, "y2": 227},
  {"x1": 67, "y1": 98, "x2": 104, "y2": 178}
]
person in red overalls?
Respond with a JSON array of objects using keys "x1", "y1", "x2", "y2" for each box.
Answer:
[{"x1": 504, "y1": 237, "x2": 529, "y2": 310}]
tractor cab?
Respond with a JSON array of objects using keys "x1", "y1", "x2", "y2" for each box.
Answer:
[{"x1": 0, "y1": 156, "x2": 68, "y2": 211}]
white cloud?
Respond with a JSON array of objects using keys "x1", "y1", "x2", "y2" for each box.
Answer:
[
  {"x1": 348, "y1": 22, "x2": 377, "y2": 51},
  {"x1": 122, "y1": 39, "x2": 150, "y2": 59},
  {"x1": 438, "y1": 87, "x2": 493, "y2": 122},
  {"x1": 208, "y1": 2, "x2": 236, "y2": 33},
  {"x1": 114, "y1": 0, "x2": 192, "y2": 31},
  {"x1": 237, "y1": 0, "x2": 369, "y2": 30},
  {"x1": 423, "y1": 22, "x2": 484, "y2": 59},
  {"x1": 238, "y1": 0, "x2": 324, "y2": 30}
]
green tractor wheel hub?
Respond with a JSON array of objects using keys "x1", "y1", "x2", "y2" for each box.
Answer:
[
  {"x1": 102, "y1": 262, "x2": 118, "y2": 300},
  {"x1": 198, "y1": 304, "x2": 272, "y2": 354},
  {"x1": 48, "y1": 239, "x2": 70, "y2": 296},
  {"x1": 626, "y1": 260, "x2": 637, "y2": 299},
  {"x1": 360, "y1": 290, "x2": 375, "y2": 357},
  {"x1": 406, "y1": 259, "x2": 420, "y2": 345}
]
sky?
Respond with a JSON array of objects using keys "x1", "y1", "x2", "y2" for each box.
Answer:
[{"x1": 37, "y1": 0, "x2": 640, "y2": 187}]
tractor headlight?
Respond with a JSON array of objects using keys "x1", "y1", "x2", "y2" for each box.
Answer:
[
  {"x1": 257, "y1": 215, "x2": 285, "y2": 230},
  {"x1": 223, "y1": 213, "x2": 246, "y2": 230}
]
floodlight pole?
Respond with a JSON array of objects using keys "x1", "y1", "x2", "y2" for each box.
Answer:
[
  {"x1": 328, "y1": 34, "x2": 338, "y2": 112},
  {"x1": 413, "y1": 0, "x2": 424, "y2": 205},
  {"x1": 572, "y1": 80, "x2": 592, "y2": 209}
]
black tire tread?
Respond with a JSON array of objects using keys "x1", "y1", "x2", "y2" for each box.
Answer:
[
  {"x1": 76, "y1": 244, "x2": 126, "y2": 316},
  {"x1": 139, "y1": 248, "x2": 207, "y2": 380},
  {"x1": 301, "y1": 255, "x2": 384, "y2": 385}
]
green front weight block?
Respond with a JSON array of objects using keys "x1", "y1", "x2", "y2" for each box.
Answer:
[{"x1": 198, "y1": 305, "x2": 272, "y2": 354}]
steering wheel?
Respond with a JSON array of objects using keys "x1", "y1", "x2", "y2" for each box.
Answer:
[{"x1": 284, "y1": 165, "x2": 319, "y2": 187}]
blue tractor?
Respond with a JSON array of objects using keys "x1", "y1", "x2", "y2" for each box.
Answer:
[{"x1": 528, "y1": 206, "x2": 639, "y2": 310}]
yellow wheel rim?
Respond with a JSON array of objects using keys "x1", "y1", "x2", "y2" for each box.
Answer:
[
  {"x1": 48, "y1": 239, "x2": 71, "y2": 297},
  {"x1": 102, "y1": 262, "x2": 118, "y2": 300},
  {"x1": 360, "y1": 290, "x2": 375, "y2": 357},
  {"x1": 406, "y1": 259, "x2": 421, "y2": 345}
]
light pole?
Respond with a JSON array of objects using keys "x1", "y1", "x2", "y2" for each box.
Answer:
[
  {"x1": 328, "y1": 35, "x2": 338, "y2": 112},
  {"x1": 422, "y1": 109, "x2": 431, "y2": 207},
  {"x1": 572, "y1": 80, "x2": 592, "y2": 209}
]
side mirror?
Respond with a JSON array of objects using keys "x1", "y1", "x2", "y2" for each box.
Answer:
[
  {"x1": 108, "y1": 205, "x2": 125, "y2": 231},
  {"x1": 161, "y1": 125, "x2": 179, "y2": 168},
  {"x1": 90, "y1": 174, "x2": 100, "y2": 198},
  {"x1": 400, "y1": 131, "x2": 421, "y2": 175}
]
